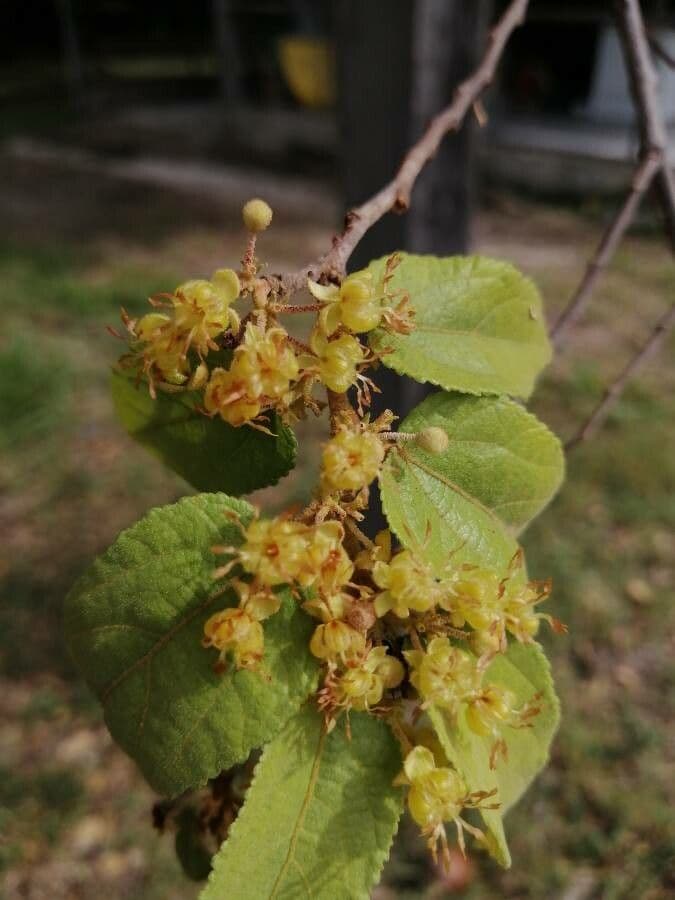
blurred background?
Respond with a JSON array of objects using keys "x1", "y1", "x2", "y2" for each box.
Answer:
[{"x1": 1, "y1": 1, "x2": 674, "y2": 898}]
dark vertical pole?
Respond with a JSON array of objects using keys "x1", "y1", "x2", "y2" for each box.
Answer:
[
  {"x1": 335, "y1": 0, "x2": 488, "y2": 411},
  {"x1": 335, "y1": 0, "x2": 423, "y2": 425},
  {"x1": 408, "y1": 0, "x2": 491, "y2": 254},
  {"x1": 211, "y1": 0, "x2": 242, "y2": 106},
  {"x1": 55, "y1": 0, "x2": 84, "y2": 105},
  {"x1": 335, "y1": 0, "x2": 414, "y2": 273},
  {"x1": 335, "y1": 0, "x2": 486, "y2": 532}
]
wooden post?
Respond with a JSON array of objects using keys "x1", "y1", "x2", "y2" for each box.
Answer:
[
  {"x1": 335, "y1": 0, "x2": 414, "y2": 274},
  {"x1": 211, "y1": 0, "x2": 242, "y2": 106},
  {"x1": 335, "y1": 0, "x2": 487, "y2": 530},
  {"x1": 407, "y1": 0, "x2": 490, "y2": 255},
  {"x1": 55, "y1": 0, "x2": 84, "y2": 104},
  {"x1": 335, "y1": 0, "x2": 487, "y2": 414}
]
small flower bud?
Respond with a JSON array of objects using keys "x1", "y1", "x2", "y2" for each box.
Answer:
[
  {"x1": 416, "y1": 427, "x2": 449, "y2": 454},
  {"x1": 242, "y1": 198, "x2": 273, "y2": 233}
]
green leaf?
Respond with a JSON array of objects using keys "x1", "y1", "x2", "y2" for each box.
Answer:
[
  {"x1": 201, "y1": 707, "x2": 404, "y2": 900},
  {"x1": 399, "y1": 391, "x2": 563, "y2": 533},
  {"x1": 428, "y1": 642, "x2": 560, "y2": 868},
  {"x1": 379, "y1": 393, "x2": 563, "y2": 572},
  {"x1": 65, "y1": 493, "x2": 318, "y2": 796},
  {"x1": 111, "y1": 370, "x2": 297, "y2": 496},
  {"x1": 367, "y1": 254, "x2": 551, "y2": 398}
]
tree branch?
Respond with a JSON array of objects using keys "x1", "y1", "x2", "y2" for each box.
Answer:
[
  {"x1": 648, "y1": 31, "x2": 675, "y2": 70},
  {"x1": 550, "y1": 151, "x2": 661, "y2": 346},
  {"x1": 565, "y1": 303, "x2": 675, "y2": 451},
  {"x1": 278, "y1": 0, "x2": 530, "y2": 293},
  {"x1": 270, "y1": 0, "x2": 672, "y2": 455},
  {"x1": 616, "y1": 0, "x2": 675, "y2": 249},
  {"x1": 552, "y1": 0, "x2": 674, "y2": 349}
]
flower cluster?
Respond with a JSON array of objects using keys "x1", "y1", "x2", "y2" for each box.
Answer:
[
  {"x1": 120, "y1": 269, "x2": 241, "y2": 394},
  {"x1": 115, "y1": 198, "x2": 561, "y2": 869},
  {"x1": 395, "y1": 746, "x2": 498, "y2": 864},
  {"x1": 201, "y1": 504, "x2": 558, "y2": 862},
  {"x1": 116, "y1": 201, "x2": 416, "y2": 429},
  {"x1": 371, "y1": 544, "x2": 560, "y2": 662}
]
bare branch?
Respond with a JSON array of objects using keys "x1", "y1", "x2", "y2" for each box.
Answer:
[
  {"x1": 551, "y1": 151, "x2": 661, "y2": 347},
  {"x1": 616, "y1": 0, "x2": 675, "y2": 248},
  {"x1": 278, "y1": 0, "x2": 530, "y2": 293},
  {"x1": 565, "y1": 303, "x2": 675, "y2": 451},
  {"x1": 648, "y1": 31, "x2": 675, "y2": 70},
  {"x1": 553, "y1": 0, "x2": 675, "y2": 349}
]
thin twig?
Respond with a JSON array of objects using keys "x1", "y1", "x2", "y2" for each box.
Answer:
[
  {"x1": 616, "y1": 0, "x2": 675, "y2": 249},
  {"x1": 565, "y1": 304, "x2": 675, "y2": 451},
  {"x1": 276, "y1": 0, "x2": 530, "y2": 293},
  {"x1": 648, "y1": 32, "x2": 675, "y2": 70},
  {"x1": 326, "y1": 389, "x2": 358, "y2": 435},
  {"x1": 551, "y1": 152, "x2": 661, "y2": 346},
  {"x1": 553, "y1": 0, "x2": 675, "y2": 348}
]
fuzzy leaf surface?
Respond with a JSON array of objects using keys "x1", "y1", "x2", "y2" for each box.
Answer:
[
  {"x1": 429, "y1": 642, "x2": 559, "y2": 868},
  {"x1": 65, "y1": 493, "x2": 318, "y2": 796},
  {"x1": 380, "y1": 393, "x2": 563, "y2": 573},
  {"x1": 201, "y1": 707, "x2": 404, "y2": 900},
  {"x1": 397, "y1": 391, "x2": 563, "y2": 534},
  {"x1": 367, "y1": 254, "x2": 551, "y2": 398},
  {"x1": 111, "y1": 371, "x2": 296, "y2": 496}
]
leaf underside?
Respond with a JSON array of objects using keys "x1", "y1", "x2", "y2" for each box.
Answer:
[
  {"x1": 429, "y1": 641, "x2": 560, "y2": 868},
  {"x1": 367, "y1": 254, "x2": 552, "y2": 399},
  {"x1": 65, "y1": 493, "x2": 318, "y2": 796},
  {"x1": 111, "y1": 370, "x2": 297, "y2": 496},
  {"x1": 201, "y1": 707, "x2": 404, "y2": 900}
]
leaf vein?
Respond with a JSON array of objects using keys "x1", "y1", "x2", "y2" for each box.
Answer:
[{"x1": 269, "y1": 724, "x2": 326, "y2": 899}]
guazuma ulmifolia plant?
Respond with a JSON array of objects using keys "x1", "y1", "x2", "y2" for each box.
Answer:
[{"x1": 66, "y1": 198, "x2": 566, "y2": 897}]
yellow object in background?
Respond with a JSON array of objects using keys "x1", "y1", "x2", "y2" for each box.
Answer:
[{"x1": 278, "y1": 36, "x2": 336, "y2": 109}]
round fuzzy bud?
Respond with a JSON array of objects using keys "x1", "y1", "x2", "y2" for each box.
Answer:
[
  {"x1": 242, "y1": 198, "x2": 273, "y2": 233},
  {"x1": 415, "y1": 426, "x2": 449, "y2": 454}
]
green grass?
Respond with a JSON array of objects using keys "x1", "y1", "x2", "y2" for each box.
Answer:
[
  {"x1": 0, "y1": 240, "x2": 179, "y2": 319},
  {"x1": 0, "y1": 333, "x2": 72, "y2": 452}
]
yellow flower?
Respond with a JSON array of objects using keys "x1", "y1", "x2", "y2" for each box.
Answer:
[
  {"x1": 309, "y1": 329, "x2": 364, "y2": 393},
  {"x1": 405, "y1": 636, "x2": 480, "y2": 713},
  {"x1": 394, "y1": 746, "x2": 495, "y2": 863},
  {"x1": 302, "y1": 591, "x2": 351, "y2": 623},
  {"x1": 234, "y1": 580, "x2": 282, "y2": 621},
  {"x1": 232, "y1": 323, "x2": 299, "y2": 400},
  {"x1": 373, "y1": 550, "x2": 445, "y2": 618},
  {"x1": 203, "y1": 366, "x2": 261, "y2": 427},
  {"x1": 396, "y1": 746, "x2": 467, "y2": 832},
  {"x1": 309, "y1": 621, "x2": 366, "y2": 663},
  {"x1": 238, "y1": 518, "x2": 312, "y2": 586},
  {"x1": 321, "y1": 427, "x2": 385, "y2": 493},
  {"x1": 202, "y1": 607, "x2": 264, "y2": 671},
  {"x1": 242, "y1": 197, "x2": 273, "y2": 232},
  {"x1": 308, "y1": 272, "x2": 383, "y2": 336},
  {"x1": 444, "y1": 568, "x2": 504, "y2": 633},
  {"x1": 299, "y1": 521, "x2": 353, "y2": 592},
  {"x1": 172, "y1": 270, "x2": 241, "y2": 355},
  {"x1": 134, "y1": 312, "x2": 172, "y2": 343},
  {"x1": 334, "y1": 646, "x2": 404, "y2": 711},
  {"x1": 354, "y1": 528, "x2": 392, "y2": 572},
  {"x1": 502, "y1": 578, "x2": 558, "y2": 643},
  {"x1": 132, "y1": 313, "x2": 189, "y2": 385},
  {"x1": 465, "y1": 684, "x2": 541, "y2": 743}
]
